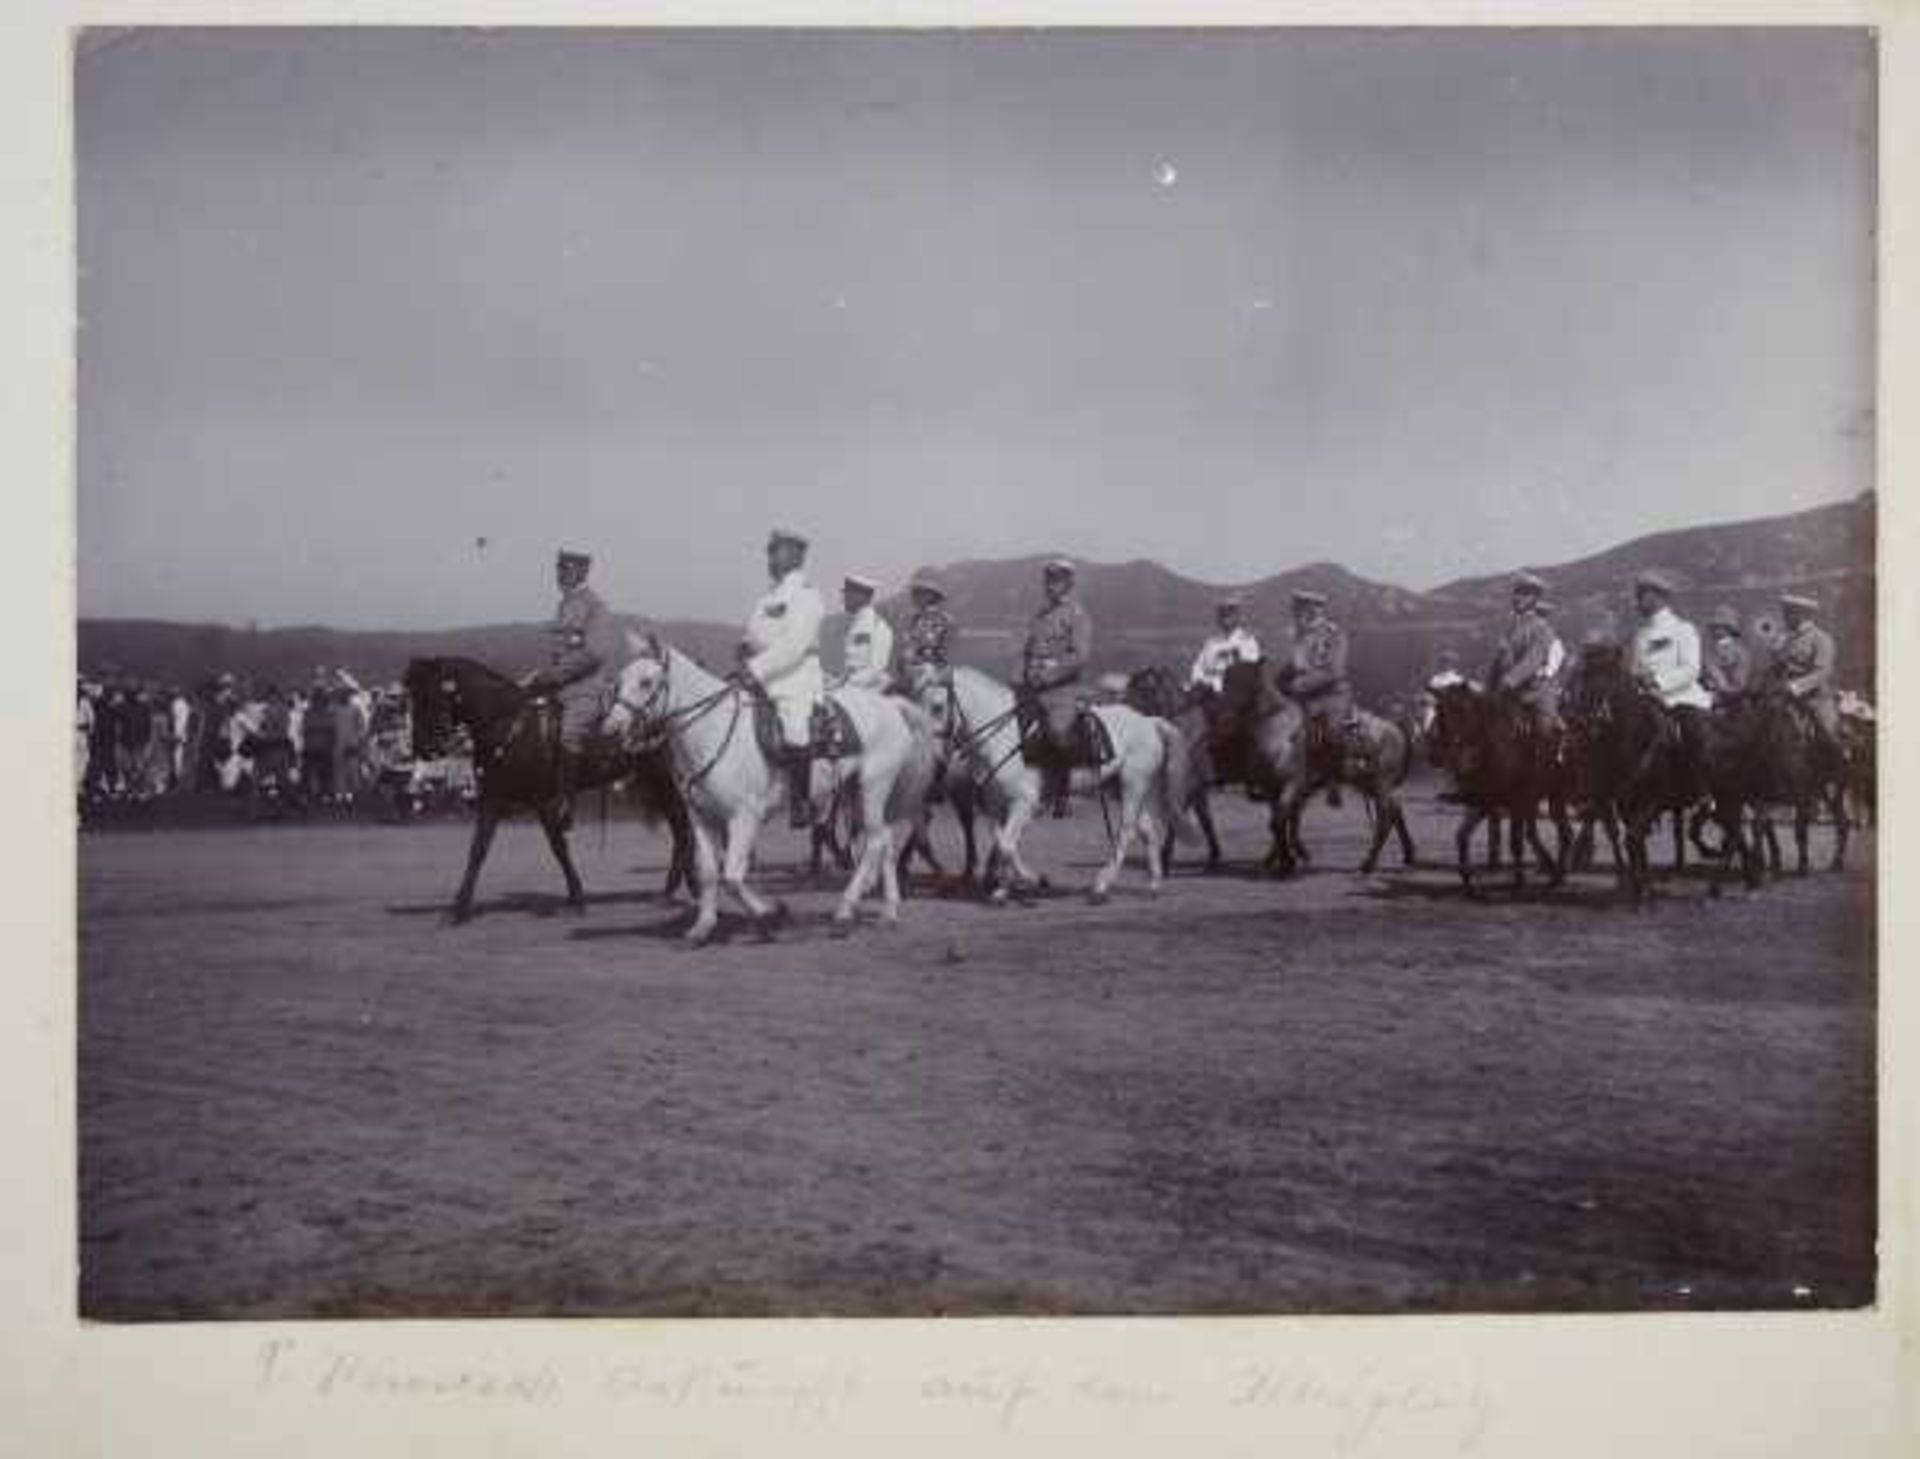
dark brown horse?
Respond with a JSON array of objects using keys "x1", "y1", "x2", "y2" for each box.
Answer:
[
  {"x1": 1427, "y1": 683, "x2": 1571, "y2": 896},
  {"x1": 1555, "y1": 656, "x2": 1757, "y2": 900},
  {"x1": 1273, "y1": 704, "x2": 1417, "y2": 877},
  {"x1": 404, "y1": 656, "x2": 695, "y2": 924},
  {"x1": 1706, "y1": 684, "x2": 1851, "y2": 884}
]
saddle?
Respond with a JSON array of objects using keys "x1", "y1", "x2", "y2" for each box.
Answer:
[
  {"x1": 809, "y1": 697, "x2": 864, "y2": 760},
  {"x1": 749, "y1": 692, "x2": 863, "y2": 763},
  {"x1": 1015, "y1": 699, "x2": 1112, "y2": 769}
]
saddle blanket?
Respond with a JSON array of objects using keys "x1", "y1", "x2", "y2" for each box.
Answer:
[
  {"x1": 752, "y1": 693, "x2": 865, "y2": 760},
  {"x1": 1016, "y1": 702, "x2": 1116, "y2": 768}
]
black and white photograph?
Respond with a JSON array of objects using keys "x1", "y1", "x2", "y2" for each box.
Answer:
[{"x1": 73, "y1": 25, "x2": 1880, "y2": 1329}]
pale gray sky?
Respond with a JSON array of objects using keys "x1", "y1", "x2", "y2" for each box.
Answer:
[{"x1": 77, "y1": 27, "x2": 1875, "y2": 628}]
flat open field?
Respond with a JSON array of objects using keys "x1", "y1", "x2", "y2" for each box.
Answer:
[{"x1": 77, "y1": 780, "x2": 1876, "y2": 1318}]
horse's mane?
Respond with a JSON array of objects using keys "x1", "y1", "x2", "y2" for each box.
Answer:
[{"x1": 406, "y1": 655, "x2": 523, "y2": 693}]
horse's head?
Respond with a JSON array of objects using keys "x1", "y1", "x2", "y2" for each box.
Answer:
[
  {"x1": 902, "y1": 661, "x2": 958, "y2": 735},
  {"x1": 1427, "y1": 682, "x2": 1482, "y2": 772},
  {"x1": 1123, "y1": 665, "x2": 1183, "y2": 719},
  {"x1": 604, "y1": 630, "x2": 670, "y2": 745},
  {"x1": 402, "y1": 657, "x2": 460, "y2": 760}
]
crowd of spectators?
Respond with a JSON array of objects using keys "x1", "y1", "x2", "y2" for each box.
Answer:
[{"x1": 75, "y1": 667, "x2": 475, "y2": 823}]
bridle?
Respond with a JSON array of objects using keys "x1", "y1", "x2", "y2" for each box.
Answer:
[{"x1": 610, "y1": 645, "x2": 748, "y2": 792}]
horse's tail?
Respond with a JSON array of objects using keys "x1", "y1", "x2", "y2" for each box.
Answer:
[{"x1": 1154, "y1": 718, "x2": 1203, "y2": 845}]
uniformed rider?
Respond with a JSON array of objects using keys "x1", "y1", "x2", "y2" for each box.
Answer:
[
  {"x1": 1627, "y1": 569, "x2": 1712, "y2": 783},
  {"x1": 526, "y1": 548, "x2": 623, "y2": 817},
  {"x1": 1187, "y1": 596, "x2": 1262, "y2": 696},
  {"x1": 1699, "y1": 605, "x2": 1755, "y2": 702},
  {"x1": 739, "y1": 528, "x2": 826, "y2": 827},
  {"x1": 1486, "y1": 572, "x2": 1564, "y2": 735},
  {"x1": 902, "y1": 576, "x2": 956, "y2": 680},
  {"x1": 1771, "y1": 592, "x2": 1840, "y2": 749},
  {"x1": 1019, "y1": 559, "x2": 1093, "y2": 812},
  {"x1": 834, "y1": 573, "x2": 895, "y2": 692},
  {"x1": 1278, "y1": 588, "x2": 1356, "y2": 773}
]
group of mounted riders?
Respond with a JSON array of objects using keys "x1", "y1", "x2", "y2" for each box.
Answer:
[
  {"x1": 1421, "y1": 569, "x2": 1868, "y2": 898},
  {"x1": 405, "y1": 531, "x2": 1869, "y2": 934}
]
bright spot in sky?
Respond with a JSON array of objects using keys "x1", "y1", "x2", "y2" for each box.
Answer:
[{"x1": 1154, "y1": 160, "x2": 1178, "y2": 188}]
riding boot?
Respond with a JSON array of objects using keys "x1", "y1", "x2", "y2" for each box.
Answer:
[
  {"x1": 1043, "y1": 752, "x2": 1071, "y2": 818},
  {"x1": 787, "y1": 750, "x2": 814, "y2": 829}
]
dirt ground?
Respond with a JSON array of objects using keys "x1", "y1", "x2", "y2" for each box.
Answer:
[{"x1": 77, "y1": 777, "x2": 1877, "y2": 1319}]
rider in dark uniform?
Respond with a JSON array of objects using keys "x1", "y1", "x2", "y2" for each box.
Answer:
[
  {"x1": 526, "y1": 549, "x2": 622, "y2": 818},
  {"x1": 1020, "y1": 559, "x2": 1093, "y2": 814}
]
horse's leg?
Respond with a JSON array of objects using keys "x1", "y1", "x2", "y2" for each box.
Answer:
[
  {"x1": 1394, "y1": 796, "x2": 1417, "y2": 867},
  {"x1": 537, "y1": 806, "x2": 588, "y2": 912},
  {"x1": 1141, "y1": 802, "x2": 1165, "y2": 893},
  {"x1": 1486, "y1": 812, "x2": 1502, "y2": 870},
  {"x1": 447, "y1": 801, "x2": 501, "y2": 924},
  {"x1": 1090, "y1": 771, "x2": 1141, "y2": 904},
  {"x1": 877, "y1": 823, "x2": 905, "y2": 924},
  {"x1": 1508, "y1": 804, "x2": 1527, "y2": 889},
  {"x1": 1266, "y1": 790, "x2": 1299, "y2": 877},
  {"x1": 1196, "y1": 789, "x2": 1222, "y2": 871},
  {"x1": 1455, "y1": 806, "x2": 1486, "y2": 896},
  {"x1": 664, "y1": 789, "x2": 696, "y2": 902},
  {"x1": 1828, "y1": 783, "x2": 1850, "y2": 871},
  {"x1": 1708, "y1": 800, "x2": 1742, "y2": 899},
  {"x1": 1671, "y1": 807, "x2": 1686, "y2": 872},
  {"x1": 958, "y1": 791, "x2": 980, "y2": 884},
  {"x1": 834, "y1": 770, "x2": 893, "y2": 929},
  {"x1": 720, "y1": 807, "x2": 780, "y2": 931},
  {"x1": 1358, "y1": 786, "x2": 1393, "y2": 874},
  {"x1": 1525, "y1": 811, "x2": 1563, "y2": 890},
  {"x1": 1794, "y1": 798, "x2": 1813, "y2": 876},
  {"x1": 683, "y1": 817, "x2": 723, "y2": 945},
  {"x1": 998, "y1": 792, "x2": 1044, "y2": 895}
]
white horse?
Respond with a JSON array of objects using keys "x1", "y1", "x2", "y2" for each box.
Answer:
[
  {"x1": 906, "y1": 664, "x2": 1197, "y2": 903},
  {"x1": 605, "y1": 631, "x2": 941, "y2": 944}
]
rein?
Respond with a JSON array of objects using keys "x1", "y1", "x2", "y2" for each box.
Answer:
[{"x1": 614, "y1": 653, "x2": 748, "y2": 794}]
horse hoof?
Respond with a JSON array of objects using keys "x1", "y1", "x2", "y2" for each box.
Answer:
[
  {"x1": 683, "y1": 925, "x2": 715, "y2": 947},
  {"x1": 443, "y1": 907, "x2": 473, "y2": 928},
  {"x1": 1087, "y1": 890, "x2": 1110, "y2": 906},
  {"x1": 829, "y1": 917, "x2": 856, "y2": 940}
]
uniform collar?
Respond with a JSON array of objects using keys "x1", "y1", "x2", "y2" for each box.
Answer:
[{"x1": 772, "y1": 569, "x2": 808, "y2": 591}]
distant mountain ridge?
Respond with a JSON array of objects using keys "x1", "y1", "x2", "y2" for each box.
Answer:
[{"x1": 79, "y1": 493, "x2": 1876, "y2": 701}]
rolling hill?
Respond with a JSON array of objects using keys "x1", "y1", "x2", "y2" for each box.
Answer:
[{"x1": 78, "y1": 493, "x2": 1876, "y2": 703}]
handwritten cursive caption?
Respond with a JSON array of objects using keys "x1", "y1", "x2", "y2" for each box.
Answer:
[{"x1": 251, "y1": 1337, "x2": 1497, "y2": 1450}]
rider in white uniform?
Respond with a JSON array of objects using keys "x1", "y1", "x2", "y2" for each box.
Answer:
[
  {"x1": 834, "y1": 573, "x2": 895, "y2": 692},
  {"x1": 1187, "y1": 596, "x2": 1262, "y2": 695},
  {"x1": 741, "y1": 528, "x2": 825, "y2": 826}
]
